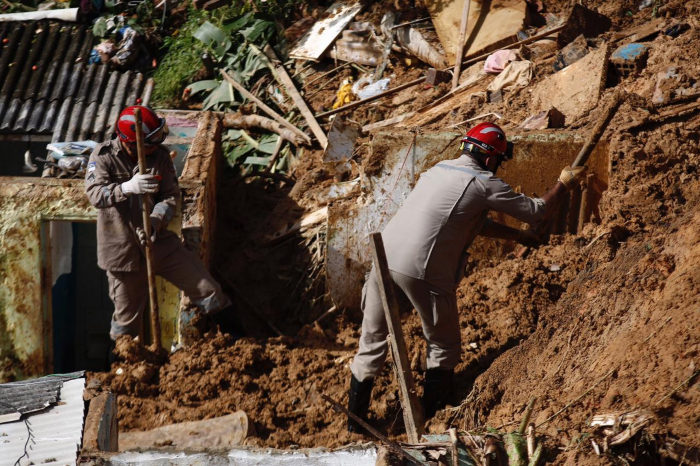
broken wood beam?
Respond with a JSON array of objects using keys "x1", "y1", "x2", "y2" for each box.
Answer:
[
  {"x1": 219, "y1": 70, "x2": 312, "y2": 146},
  {"x1": 369, "y1": 232, "x2": 425, "y2": 443},
  {"x1": 320, "y1": 394, "x2": 428, "y2": 466},
  {"x1": 451, "y1": 0, "x2": 471, "y2": 91},
  {"x1": 222, "y1": 114, "x2": 308, "y2": 147},
  {"x1": 261, "y1": 44, "x2": 328, "y2": 149}
]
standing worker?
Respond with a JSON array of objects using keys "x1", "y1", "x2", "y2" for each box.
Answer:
[
  {"x1": 85, "y1": 105, "x2": 242, "y2": 358},
  {"x1": 347, "y1": 122, "x2": 586, "y2": 430}
]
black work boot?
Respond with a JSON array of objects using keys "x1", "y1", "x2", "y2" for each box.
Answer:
[
  {"x1": 210, "y1": 305, "x2": 245, "y2": 340},
  {"x1": 422, "y1": 368, "x2": 454, "y2": 418},
  {"x1": 347, "y1": 374, "x2": 374, "y2": 433}
]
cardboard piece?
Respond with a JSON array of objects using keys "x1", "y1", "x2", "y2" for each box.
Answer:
[
  {"x1": 426, "y1": 0, "x2": 528, "y2": 66},
  {"x1": 530, "y1": 44, "x2": 609, "y2": 125}
]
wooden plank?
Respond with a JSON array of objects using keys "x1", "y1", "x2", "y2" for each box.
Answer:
[
  {"x1": 451, "y1": 0, "x2": 471, "y2": 91},
  {"x1": 219, "y1": 70, "x2": 311, "y2": 146},
  {"x1": 369, "y1": 232, "x2": 425, "y2": 443},
  {"x1": 262, "y1": 44, "x2": 329, "y2": 149}
]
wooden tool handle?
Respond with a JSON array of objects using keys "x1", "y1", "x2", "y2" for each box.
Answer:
[{"x1": 133, "y1": 107, "x2": 162, "y2": 350}]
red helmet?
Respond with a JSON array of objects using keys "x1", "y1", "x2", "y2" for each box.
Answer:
[
  {"x1": 461, "y1": 122, "x2": 508, "y2": 158},
  {"x1": 116, "y1": 105, "x2": 168, "y2": 146}
]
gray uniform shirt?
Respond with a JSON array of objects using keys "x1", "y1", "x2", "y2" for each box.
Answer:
[{"x1": 382, "y1": 155, "x2": 547, "y2": 291}]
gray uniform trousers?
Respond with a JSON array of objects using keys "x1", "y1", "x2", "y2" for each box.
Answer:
[
  {"x1": 350, "y1": 267, "x2": 461, "y2": 382},
  {"x1": 107, "y1": 244, "x2": 230, "y2": 340}
]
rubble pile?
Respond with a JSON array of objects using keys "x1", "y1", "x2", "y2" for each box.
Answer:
[{"x1": 80, "y1": 0, "x2": 700, "y2": 463}]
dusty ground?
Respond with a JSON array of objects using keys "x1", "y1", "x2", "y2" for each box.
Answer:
[{"x1": 89, "y1": 0, "x2": 700, "y2": 463}]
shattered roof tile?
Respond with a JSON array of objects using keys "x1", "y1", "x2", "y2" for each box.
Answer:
[{"x1": 0, "y1": 21, "x2": 154, "y2": 142}]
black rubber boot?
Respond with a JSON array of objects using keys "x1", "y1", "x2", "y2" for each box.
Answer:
[
  {"x1": 422, "y1": 368, "x2": 454, "y2": 418},
  {"x1": 347, "y1": 374, "x2": 374, "y2": 433},
  {"x1": 211, "y1": 305, "x2": 246, "y2": 340}
]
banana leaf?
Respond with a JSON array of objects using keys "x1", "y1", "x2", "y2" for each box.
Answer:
[{"x1": 186, "y1": 80, "x2": 219, "y2": 96}]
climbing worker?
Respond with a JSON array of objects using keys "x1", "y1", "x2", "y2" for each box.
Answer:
[
  {"x1": 85, "y1": 105, "x2": 243, "y2": 359},
  {"x1": 347, "y1": 122, "x2": 586, "y2": 431}
]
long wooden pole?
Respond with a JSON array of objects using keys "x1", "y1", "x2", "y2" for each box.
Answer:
[
  {"x1": 133, "y1": 108, "x2": 162, "y2": 350},
  {"x1": 261, "y1": 44, "x2": 328, "y2": 149},
  {"x1": 219, "y1": 69, "x2": 312, "y2": 146},
  {"x1": 369, "y1": 232, "x2": 425, "y2": 443},
  {"x1": 451, "y1": 0, "x2": 471, "y2": 91}
]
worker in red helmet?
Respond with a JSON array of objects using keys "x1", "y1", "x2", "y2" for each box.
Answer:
[
  {"x1": 85, "y1": 105, "x2": 243, "y2": 361},
  {"x1": 347, "y1": 122, "x2": 585, "y2": 431}
]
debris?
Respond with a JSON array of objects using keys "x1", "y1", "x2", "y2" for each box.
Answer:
[
  {"x1": 289, "y1": 0, "x2": 364, "y2": 62},
  {"x1": 486, "y1": 60, "x2": 533, "y2": 92},
  {"x1": 263, "y1": 137, "x2": 285, "y2": 174},
  {"x1": 557, "y1": 4, "x2": 612, "y2": 46},
  {"x1": 503, "y1": 432, "x2": 527, "y2": 466},
  {"x1": 614, "y1": 17, "x2": 664, "y2": 45},
  {"x1": 528, "y1": 443, "x2": 543, "y2": 466},
  {"x1": 109, "y1": 27, "x2": 144, "y2": 70},
  {"x1": 530, "y1": 44, "x2": 609, "y2": 125},
  {"x1": 262, "y1": 44, "x2": 328, "y2": 148},
  {"x1": 383, "y1": 12, "x2": 447, "y2": 69},
  {"x1": 426, "y1": 0, "x2": 528, "y2": 65},
  {"x1": 324, "y1": 118, "x2": 360, "y2": 176},
  {"x1": 262, "y1": 207, "x2": 328, "y2": 245},
  {"x1": 610, "y1": 43, "x2": 648, "y2": 78},
  {"x1": 119, "y1": 412, "x2": 254, "y2": 452},
  {"x1": 484, "y1": 50, "x2": 518, "y2": 74},
  {"x1": 660, "y1": 439, "x2": 700, "y2": 465},
  {"x1": 426, "y1": 68, "x2": 451, "y2": 87},
  {"x1": 0, "y1": 7, "x2": 79, "y2": 21},
  {"x1": 549, "y1": 264, "x2": 561, "y2": 272},
  {"x1": 664, "y1": 22, "x2": 690, "y2": 38},
  {"x1": 46, "y1": 141, "x2": 98, "y2": 156},
  {"x1": 553, "y1": 34, "x2": 588, "y2": 72},
  {"x1": 316, "y1": 76, "x2": 427, "y2": 119},
  {"x1": 329, "y1": 22, "x2": 384, "y2": 66},
  {"x1": 321, "y1": 394, "x2": 428, "y2": 466},
  {"x1": 219, "y1": 70, "x2": 311, "y2": 146},
  {"x1": 332, "y1": 78, "x2": 355, "y2": 109},
  {"x1": 354, "y1": 77, "x2": 391, "y2": 100},
  {"x1": 652, "y1": 67, "x2": 681, "y2": 104},
  {"x1": 519, "y1": 108, "x2": 565, "y2": 130}
]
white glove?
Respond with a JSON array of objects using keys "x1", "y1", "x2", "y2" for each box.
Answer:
[
  {"x1": 121, "y1": 174, "x2": 159, "y2": 195},
  {"x1": 559, "y1": 166, "x2": 587, "y2": 190}
]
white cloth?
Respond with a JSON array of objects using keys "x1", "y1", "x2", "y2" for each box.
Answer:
[{"x1": 50, "y1": 221, "x2": 73, "y2": 285}]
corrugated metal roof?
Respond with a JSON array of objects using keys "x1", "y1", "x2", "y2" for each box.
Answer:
[
  {"x1": 0, "y1": 376, "x2": 85, "y2": 466},
  {"x1": 0, "y1": 21, "x2": 154, "y2": 142},
  {"x1": 0, "y1": 372, "x2": 82, "y2": 423}
]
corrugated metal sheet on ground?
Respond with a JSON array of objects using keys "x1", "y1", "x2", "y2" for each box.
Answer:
[
  {"x1": 0, "y1": 21, "x2": 153, "y2": 142},
  {"x1": 0, "y1": 377, "x2": 85, "y2": 466}
]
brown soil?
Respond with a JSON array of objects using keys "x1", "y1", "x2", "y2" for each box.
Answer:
[{"x1": 88, "y1": 0, "x2": 700, "y2": 462}]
